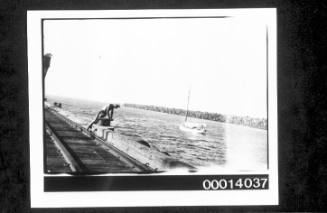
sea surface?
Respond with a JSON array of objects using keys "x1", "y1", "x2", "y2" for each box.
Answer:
[{"x1": 47, "y1": 96, "x2": 268, "y2": 171}]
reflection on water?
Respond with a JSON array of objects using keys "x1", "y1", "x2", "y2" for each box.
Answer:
[{"x1": 47, "y1": 96, "x2": 267, "y2": 170}]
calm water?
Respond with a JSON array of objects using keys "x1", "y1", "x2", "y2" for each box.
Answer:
[{"x1": 47, "y1": 96, "x2": 267, "y2": 170}]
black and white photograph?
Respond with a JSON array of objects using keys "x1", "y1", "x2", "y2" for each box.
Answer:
[{"x1": 28, "y1": 9, "x2": 277, "y2": 207}]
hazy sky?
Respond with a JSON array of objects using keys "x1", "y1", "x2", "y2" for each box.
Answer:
[{"x1": 44, "y1": 18, "x2": 267, "y2": 118}]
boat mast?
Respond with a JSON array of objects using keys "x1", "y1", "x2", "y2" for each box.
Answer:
[{"x1": 185, "y1": 89, "x2": 191, "y2": 122}]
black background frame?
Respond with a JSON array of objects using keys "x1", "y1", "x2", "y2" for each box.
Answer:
[{"x1": 1, "y1": 0, "x2": 327, "y2": 212}]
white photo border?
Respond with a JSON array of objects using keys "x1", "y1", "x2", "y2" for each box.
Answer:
[{"x1": 28, "y1": 9, "x2": 278, "y2": 207}]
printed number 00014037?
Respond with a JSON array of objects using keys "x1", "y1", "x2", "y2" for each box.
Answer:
[{"x1": 202, "y1": 178, "x2": 268, "y2": 190}]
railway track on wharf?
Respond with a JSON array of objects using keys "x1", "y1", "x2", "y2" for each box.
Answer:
[{"x1": 44, "y1": 108, "x2": 154, "y2": 174}]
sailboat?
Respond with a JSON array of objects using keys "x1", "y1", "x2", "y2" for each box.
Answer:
[{"x1": 179, "y1": 89, "x2": 207, "y2": 134}]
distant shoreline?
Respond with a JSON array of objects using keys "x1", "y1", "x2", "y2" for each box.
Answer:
[
  {"x1": 124, "y1": 103, "x2": 267, "y2": 130},
  {"x1": 46, "y1": 95, "x2": 267, "y2": 130}
]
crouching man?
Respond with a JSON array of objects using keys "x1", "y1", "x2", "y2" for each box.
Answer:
[{"x1": 87, "y1": 104, "x2": 120, "y2": 130}]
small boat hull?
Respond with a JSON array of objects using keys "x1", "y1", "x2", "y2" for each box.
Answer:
[{"x1": 179, "y1": 123, "x2": 206, "y2": 134}]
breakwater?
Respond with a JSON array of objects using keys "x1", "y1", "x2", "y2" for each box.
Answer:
[{"x1": 124, "y1": 103, "x2": 267, "y2": 130}]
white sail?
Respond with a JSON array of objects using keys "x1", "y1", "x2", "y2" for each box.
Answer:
[
  {"x1": 180, "y1": 88, "x2": 207, "y2": 134},
  {"x1": 185, "y1": 89, "x2": 191, "y2": 122}
]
